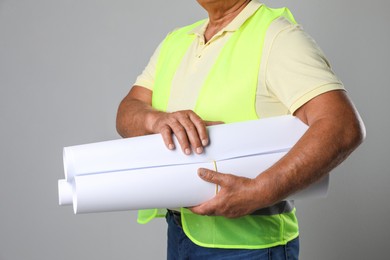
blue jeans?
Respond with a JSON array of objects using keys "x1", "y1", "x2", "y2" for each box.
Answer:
[{"x1": 166, "y1": 211, "x2": 299, "y2": 260}]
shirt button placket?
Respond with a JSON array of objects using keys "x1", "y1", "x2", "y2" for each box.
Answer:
[{"x1": 196, "y1": 38, "x2": 205, "y2": 59}]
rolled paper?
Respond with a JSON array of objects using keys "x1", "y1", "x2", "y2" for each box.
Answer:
[
  {"x1": 58, "y1": 179, "x2": 73, "y2": 206},
  {"x1": 58, "y1": 115, "x2": 329, "y2": 215},
  {"x1": 73, "y1": 162, "x2": 216, "y2": 214},
  {"x1": 70, "y1": 152, "x2": 329, "y2": 214},
  {"x1": 63, "y1": 115, "x2": 308, "y2": 182}
]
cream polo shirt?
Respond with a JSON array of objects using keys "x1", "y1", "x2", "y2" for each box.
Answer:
[{"x1": 134, "y1": 0, "x2": 344, "y2": 117}]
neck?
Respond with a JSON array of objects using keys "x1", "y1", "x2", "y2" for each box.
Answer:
[{"x1": 200, "y1": 0, "x2": 250, "y2": 42}]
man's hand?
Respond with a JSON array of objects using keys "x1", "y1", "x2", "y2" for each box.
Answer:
[
  {"x1": 148, "y1": 110, "x2": 221, "y2": 155},
  {"x1": 190, "y1": 168, "x2": 266, "y2": 218},
  {"x1": 116, "y1": 85, "x2": 223, "y2": 155}
]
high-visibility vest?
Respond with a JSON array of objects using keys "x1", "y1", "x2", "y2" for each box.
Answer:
[{"x1": 139, "y1": 5, "x2": 299, "y2": 249}]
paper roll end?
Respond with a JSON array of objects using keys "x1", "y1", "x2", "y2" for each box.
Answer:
[{"x1": 58, "y1": 179, "x2": 73, "y2": 206}]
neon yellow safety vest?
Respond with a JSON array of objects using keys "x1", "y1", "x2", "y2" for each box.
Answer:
[{"x1": 139, "y1": 5, "x2": 299, "y2": 249}]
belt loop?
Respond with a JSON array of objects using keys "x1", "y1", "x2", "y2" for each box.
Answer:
[{"x1": 168, "y1": 210, "x2": 182, "y2": 227}]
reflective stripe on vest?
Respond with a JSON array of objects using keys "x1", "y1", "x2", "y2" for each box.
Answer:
[{"x1": 139, "y1": 5, "x2": 299, "y2": 249}]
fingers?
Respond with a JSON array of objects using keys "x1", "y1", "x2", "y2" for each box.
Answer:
[
  {"x1": 188, "y1": 113, "x2": 209, "y2": 148},
  {"x1": 192, "y1": 169, "x2": 261, "y2": 218},
  {"x1": 191, "y1": 169, "x2": 227, "y2": 216},
  {"x1": 190, "y1": 199, "x2": 219, "y2": 216},
  {"x1": 169, "y1": 118, "x2": 193, "y2": 155},
  {"x1": 154, "y1": 110, "x2": 213, "y2": 155},
  {"x1": 159, "y1": 124, "x2": 175, "y2": 150},
  {"x1": 178, "y1": 112, "x2": 204, "y2": 154},
  {"x1": 198, "y1": 168, "x2": 226, "y2": 186}
]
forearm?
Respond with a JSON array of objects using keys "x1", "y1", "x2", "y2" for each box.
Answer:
[
  {"x1": 255, "y1": 97, "x2": 365, "y2": 206},
  {"x1": 116, "y1": 96, "x2": 160, "y2": 138},
  {"x1": 190, "y1": 91, "x2": 365, "y2": 218}
]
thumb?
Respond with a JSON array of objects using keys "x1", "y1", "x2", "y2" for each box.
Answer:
[{"x1": 198, "y1": 168, "x2": 224, "y2": 185}]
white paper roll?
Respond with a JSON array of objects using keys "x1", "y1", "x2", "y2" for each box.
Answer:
[
  {"x1": 73, "y1": 162, "x2": 216, "y2": 214},
  {"x1": 58, "y1": 179, "x2": 73, "y2": 206},
  {"x1": 63, "y1": 115, "x2": 308, "y2": 182},
  {"x1": 58, "y1": 115, "x2": 329, "y2": 215},
  {"x1": 71, "y1": 152, "x2": 329, "y2": 214}
]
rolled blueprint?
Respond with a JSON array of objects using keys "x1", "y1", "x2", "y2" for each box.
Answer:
[{"x1": 58, "y1": 115, "x2": 329, "y2": 214}]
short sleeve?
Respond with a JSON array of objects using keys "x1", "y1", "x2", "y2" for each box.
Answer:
[
  {"x1": 133, "y1": 42, "x2": 163, "y2": 91},
  {"x1": 265, "y1": 21, "x2": 344, "y2": 114}
]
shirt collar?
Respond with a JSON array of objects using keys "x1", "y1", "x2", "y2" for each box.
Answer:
[{"x1": 188, "y1": 0, "x2": 263, "y2": 36}]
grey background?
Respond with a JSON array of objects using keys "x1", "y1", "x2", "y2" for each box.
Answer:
[{"x1": 0, "y1": 0, "x2": 388, "y2": 259}]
